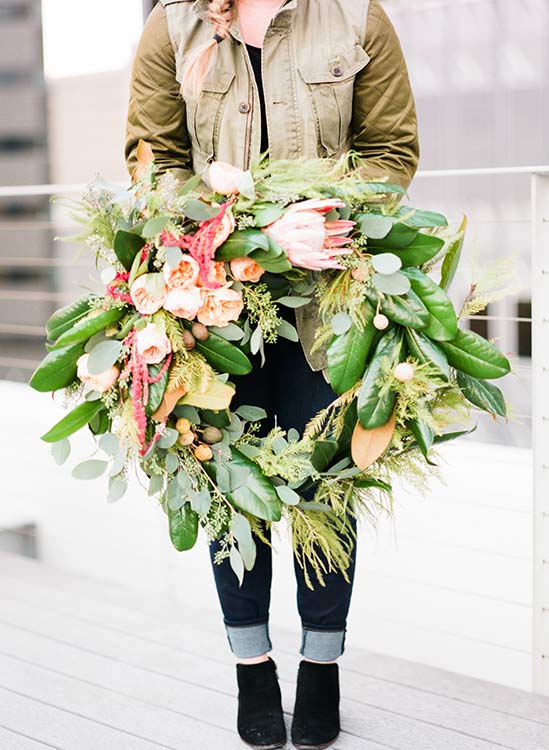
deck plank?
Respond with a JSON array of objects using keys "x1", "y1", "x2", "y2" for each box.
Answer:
[
  {"x1": 1, "y1": 551, "x2": 549, "y2": 750},
  {"x1": 0, "y1": 726, "x2": 58, "y2": 750},
  {"x1": 0, "y1": 571, "x2": 547, "y2": 749}
]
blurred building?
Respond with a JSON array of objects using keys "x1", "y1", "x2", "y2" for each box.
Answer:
[{"x1": 0, "y1": 0, "x2": 51, "y2": 380}]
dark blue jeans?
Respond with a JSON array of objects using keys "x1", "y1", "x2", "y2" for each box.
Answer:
[{"x1": 209, "y1": 312, "x2": 358, "y2": 661}]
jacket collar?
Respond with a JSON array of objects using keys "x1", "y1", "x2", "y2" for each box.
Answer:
[{"x1": 191, "y1": 0, "x2": 298, "y2": 23}]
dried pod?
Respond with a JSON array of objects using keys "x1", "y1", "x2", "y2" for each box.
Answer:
[
  {"x1": 178, "y1": 431, "x2": 195, "y2": 447},
  {"x1": 176, "y1": 417, "x2": 192, "y2": 434},
  {"x1": 182, "y1": 330, "x2": 196, "y2": 351},
  {"x1": 351, "y1": 266, "x2": 368, "y2": 282},
  {"x1": 393, "y1": 362, "x2": 415, "y2": 382},
  {"x1": 373, "y1": 314, "x2": 389, "y2": 331},
  {"x1": 191, "y1": 322, "x2": 209, "y2": 341},
  {"x1": 194, "y1": 444, "x2": 213, "y2": 462},
  {"x1": 202, "y1": 426, "x2": 223, "y2": 445}
]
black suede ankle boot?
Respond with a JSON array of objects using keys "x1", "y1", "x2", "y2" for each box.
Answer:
[
  {"x1": 291, "y1": 661, "x2": 340, "y2": 750},
  {"x1": 236, "y1": 658, "x2": 287, "y2": 749}
]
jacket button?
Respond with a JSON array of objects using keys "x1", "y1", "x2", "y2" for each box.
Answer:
[
  {"x1": 332, "y1": 66, "x2": 344, "y2": 77},
  {"x1": 239, "y1": 102, "x2": 251, "y2": 114}
]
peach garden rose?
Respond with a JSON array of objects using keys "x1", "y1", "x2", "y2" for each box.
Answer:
[
  {"x1": 230, "y1": 257, "x2": 265, "y2": 283},
  {"x1": 135, "y1": 322, "x2": 172, "y2": 365},
  {"x1": 207, "y1": 161, "x2": 246, "y2": 195},
  {"x1": 197, "y1": 261, "x2": 227, "y2": 289},
  {"x1": 76, "y1": 354, "x2": 119, "y2": 393},
  {"x1": 130, "y1": 274, "x2": 167, "y2": 314},
  {"x1": 197, "y1": 286, "x2": 244, "y2": 327},
  {"x1": 163, "y1": 286, "x2": 202, "y2": 320},
  {"x1": 163, "y1": 254, "x2": 200, "y2": 289}
]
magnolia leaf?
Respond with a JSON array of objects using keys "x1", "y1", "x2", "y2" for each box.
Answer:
[
  {"x1": 331, "y1": 312, "x2": 352, "y2": 335},
  {"x1": 253, "y1": 203, "x2": 284, "y2": 227},
  {"x1": 46, "y1": 295, "x2": 94, "y2": 341},
  {"x1": 72, "y1": 459, "x2": 109, "y2": 480},
  {"x1": 152, "y1": 385, "x2": 188, "y2": 422},
  {"x1": 310, "y1": 439, "x2": 339, "y2": 472},
  {"x1": 180, "y1": 380, "x2": 235, "y2": 410},
  {"x1": 439, "y1": 329, "x2": 511, "y2": 380},
  {"x1": 87, "y1": 340, "x2": 122, "y2": 375},
  {"x1": 113, "y1": 230, "x2": 146, "y2": 271},
  {"x1": 372, "y1": 271, "x2": 411, "y2": 296},
  {"x1": 51, "y1": 438, "x2": 71, "y2": 466},
  {"x1": 351, "y1": 412, "x2": 396, "y2": 470},
  {"x1": 41, "y1": 400, "x2": 104, "y2": 443},
  {"x1": 195, "y1": 332, "x2": 252, "y2": 375},
  {"x1": 29, "y1": 341, "x2": 85, "y2": 393},
  {"x1": 209, "y1": 323, "x2": 245, "y2": 341},
  {"x1": 168, "y1": 503, "x2": 199, "y2": 551},
  {"x1": 456, "y1": 371, "x2": 507, "y2": 418},
  {"x1": 440, "y1": 216, "x2": 468, "y2": 291},
  {"x1": 371, "y1": 253, "x2": 402, "y2": 276}
]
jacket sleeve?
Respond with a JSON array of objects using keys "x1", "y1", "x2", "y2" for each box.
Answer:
[
  {"x1": 125, "y1": 4, "x2": 194, "y2": 182},
  {"x1": 351, "y1": 0, "x2": 420, "y2": 189}
]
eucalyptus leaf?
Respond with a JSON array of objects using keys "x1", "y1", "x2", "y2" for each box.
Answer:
[
  {"x1": 158, "y1": 428, "x2": 179, "y2": 449},
  {"x1": 51, "y1": 438, "x2": 71, "y2": 466},
  {"x1": 87, "y1": 340, "x2": 122, "y2": 375},
  {"x1": 372, "y1": 271, "x2": 411, "y2": 296},
  {"x1": 331, "y1": 312, "x2": 352, "y2": 335},
  {"x1": 108, "y1": 476, "x2": 128, "y2": 503},
  {"x1": 209, "y1": 323, "x2": 245, "y2": 341},
  {"x1": 277, "y1": 296, "x2": 311, "y2": 309},
  {"x1": 371, "y1": 253, "x2": 402, "y2": 276},
  {"x1": 99, "y1": 432, "x2": 119, "y2": 456},
  {"x1": 232, "y1": 514, "x2": 257, "y2": 571},
  {"x1": 276, "y1": 485, "x2": 301, "y2": 506},
  {"x1": 183, "y1": 199, "x2": 220, "y2": 222},
  {"x1": 108, "y1": 445, "x2": 128, "y2": 478},
  {"x1": 148, "y1": 474, "x2": 164, "y2": 496},
  {"x1": 360, "y1": 215, "x2": 394, "y2": 239},
  {"x1": 253, "y1": 203, "x2": 284, "y2": 227},
  {"x1": 142, "y1": 215, "x2": 170, "y2": 238},
  {"x1": 236, "y1": 405, "x2": 268, "y2": 421},
  {"x1": 230, "y1": 545, "x2": 245, "y2": 586},
  {"x1": 276, "y1": 320, "x2": 299, "y2": 342},
  {"x1": 190, "y1": 487, "x2": 212, "y2": 516},
  {"x1": 72, "y1": 460, "x2": 108, "y2": 480},
  {"x1": 166, "y1": 452, "x2": 180, "y2": 473},
  {"x1": 164, "y1": 246, "x2": 182, "y2": 269},
  {"x1": 144, "y1": 272, "x2": 166, "y2": 300}
]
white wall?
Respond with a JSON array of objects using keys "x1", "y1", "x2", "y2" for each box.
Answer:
[{"x1": 0, "y1": 381, "x2": 533, "y2": 691}]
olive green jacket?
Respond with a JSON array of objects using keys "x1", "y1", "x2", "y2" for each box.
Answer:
[{"x1": 125, "y1": 0, "x2": 419, "y2": 370}]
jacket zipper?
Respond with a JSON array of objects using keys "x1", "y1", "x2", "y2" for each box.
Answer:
[{"x1": 241, "y1": 44, "x2": 256, "y2": 171}]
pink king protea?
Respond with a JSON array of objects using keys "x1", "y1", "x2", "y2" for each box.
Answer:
[{"x1": 263, "y1": 198, "x2": 355, "y2": 271}]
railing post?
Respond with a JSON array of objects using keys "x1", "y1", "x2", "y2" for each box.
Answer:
[{"x1": 532, "y1": 172, "x2": 549, "y2": 694}]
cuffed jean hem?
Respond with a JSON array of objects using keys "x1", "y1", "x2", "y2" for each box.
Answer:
[
  {"x1": 225, "y1": 622, "x2": 273, "y2": 659},
  {"x1": 300, "y1": 628, "x2": 346, "y2": 662}
]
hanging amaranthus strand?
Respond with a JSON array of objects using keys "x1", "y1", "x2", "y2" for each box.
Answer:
[{"x1": 121, "y1": 328, "x2": 172, "y2": 455}]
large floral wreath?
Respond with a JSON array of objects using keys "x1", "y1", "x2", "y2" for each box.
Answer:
[{"x1": 30, "y1": 147, "x2": 511, "y2": 586}]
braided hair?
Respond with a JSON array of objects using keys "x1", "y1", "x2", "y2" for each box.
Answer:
[{"x1": 183, "y1": 0, "x2": 237, "y2": 94}]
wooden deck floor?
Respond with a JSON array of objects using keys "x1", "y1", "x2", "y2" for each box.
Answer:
[{"x1": 0, "y1": 551, "x2": 548, "y2": 750}]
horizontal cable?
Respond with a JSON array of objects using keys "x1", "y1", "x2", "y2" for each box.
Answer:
[
  {"x1": 0, "y1": 257, "x2": 89, "y2": 268},
  {"x1": 0, "y1": 323, "x2": 45, "y2": 336},
  {"x1": 0, "y1": 356, "x2": 41, "y2": 369},
  {"x1": 0, "y1": 289, "x2": 71, "y2": 302}
]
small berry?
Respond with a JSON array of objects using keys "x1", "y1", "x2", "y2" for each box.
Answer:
[
  {"x1": 191, "y1": 322, "x2": 209, "y2": 341},
  {"x1": 393, "y1": 362, "x2": 415, "y2": 382},
  {"x1": 194, "y1": 444, "x2": 213, "y2": 462},
  {"x1": 373, "y1": 314, "x2": 389, "y2": 330},
  {"x1": 178, "y1": 431, "x2": 195, "y2": 447}
]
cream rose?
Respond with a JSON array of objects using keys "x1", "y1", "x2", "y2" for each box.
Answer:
[
  {"x1": 163, "y1": 254, "x2": 200, "y2": 290},
  {"x1": 207, "y1": 161, "x2": 246, "y2": 195},
  {"x1": 77, "y1": 354, "x2": 119, "y2": 393},
  {"x1": 135, "y1": 323, "x2": 172, "y2": 365},
  {"x1": 197, "y1": 286, "x2": 244, "y2": 327},
  {"x1": 230, "y1": 257, "x2": 265, "y2": 283},
  {"x1": 163, "y1": 287, "x2": 202, "y2": 320},
  {"x1": 197, "y1": 261, "x2": 227, "y2": 289},
  {"x1": 130, "y1": 274, "x2": 167, "y2": 315}
]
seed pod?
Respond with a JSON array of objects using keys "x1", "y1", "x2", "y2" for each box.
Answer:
[
  {"x1": 176, "y1": 417, "x2": 192, "y2": 434},
  {"x1": 393, "y1": 362, "x2": 415, "y2": 382},
  {"x1": 178, "y1": 432, "x2": 195, "y2": 447},
  {"x1": 373, "y1": 314, "x2": 389, "y2": 331},
  {"x1": 191, "y1": 322, "x2": 209, "y2": 341},
  {"x1": 194, "y1": 444, "x2": 213, "y2": 462},
  {"x1": 182, "y1": 330, "x2": 196, "y2": 351},
  {"x1": 351, "y1": 266, "x2": 368, "y2": 282},
  {"x1": 202, "y1": 426, "x2": 223, "y2": 445}
]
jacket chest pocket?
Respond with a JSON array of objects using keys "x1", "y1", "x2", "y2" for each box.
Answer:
[
  {"x1": 186, "y1": 71, "x2": 235, "y2": 162},
  {"x1": 299, "y1": 46, "x2": 370, "y2": 157}
]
